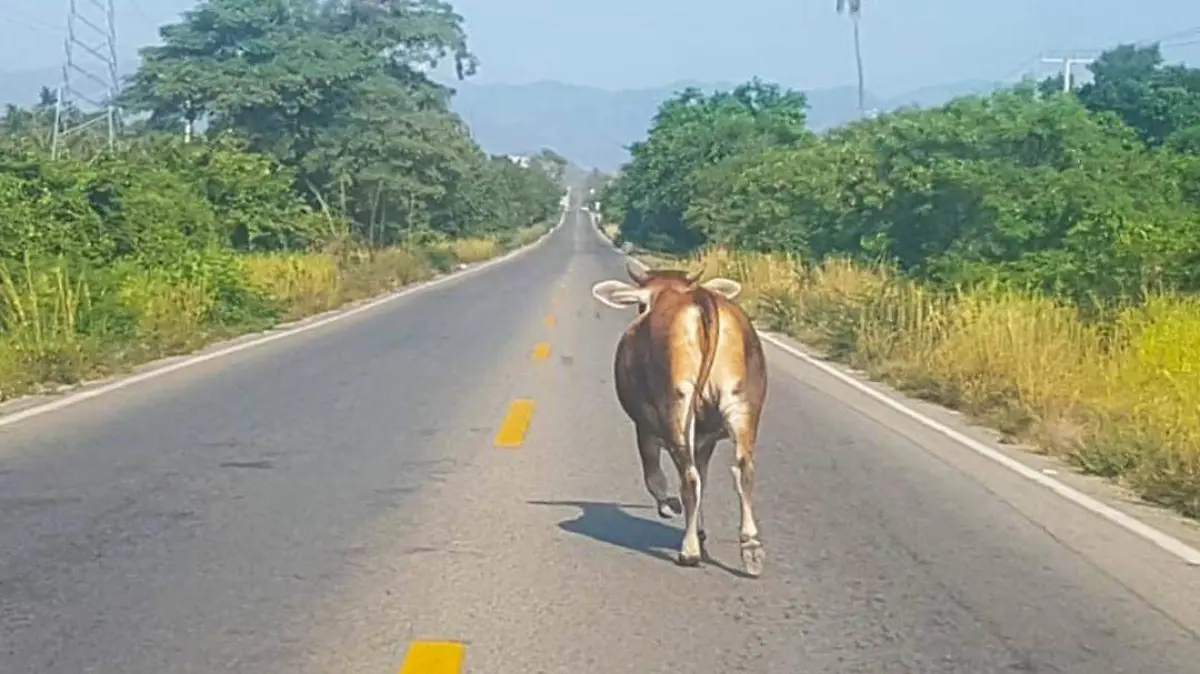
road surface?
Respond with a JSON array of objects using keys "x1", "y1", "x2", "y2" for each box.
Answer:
[{"x1": 2, "y1": 201, "x2": 1200, "y2": 673}]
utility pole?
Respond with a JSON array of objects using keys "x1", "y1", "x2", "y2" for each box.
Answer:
[
  {"x1": 1041, "y1": 55, "x2": 1095, "y2": 93},
  {"x1": 51, "y1": 0, "x2": 120, "y2": 158}
]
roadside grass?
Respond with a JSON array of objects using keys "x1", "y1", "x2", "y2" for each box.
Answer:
[
  {"x1": 0, "y1": 224, "x2": 550, "y2": 404},
  {"x1": 698, "y1": 249, "x2": 1200, "y2": 520},
  {"x1": 430, "y1": 237, "x2": 498, "y2": 265},
  {"x1": 597, "y1": 221, "x2": 1200, "y2": 521}
]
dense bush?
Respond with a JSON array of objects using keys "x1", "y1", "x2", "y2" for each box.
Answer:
[{"x1": 601, "y1": 43, "x2": 1200, "y2": 519}]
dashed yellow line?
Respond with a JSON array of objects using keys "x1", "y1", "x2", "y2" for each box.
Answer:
[
  {"x1": 495, "y1": 399, "x2": 536, "y2": 448},
  {"x1": 543, "y1": 313, "x2": 556, "y2": 327},
  {"x1": 531, "y1": 341, "x2": 551, "y2": 360},
  {"x1": 398, "y1": 641, "x2": 465, "y2": 673}
]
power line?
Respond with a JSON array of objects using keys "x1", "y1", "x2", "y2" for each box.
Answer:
[
  {"x1": 1135, "y1": 26, "x2": 1200, "y2": 47},
  {"x1": 1041, "y1": 56, "x2": 1094, "y2": 92},
  {"x1": 51, "y1": 0, "x2": 120, "y2": 158},
  {"x1": 1053, "y1": 25, "x2": 1200, "y2": 59},
  {"x1": 123, "y1": 0, "x2": 155, "y2": 28},
  {"x1": 1159, "y1": 36, "x2": 1200, "y2": 51},
  {"x1": 995, "y1": 55, "x2": 1043, "y2": 84},
  {"x1": 992, "y1": 25, "x2": 1200, "y2": 87},
  {"x1": 6, "y1": 8, "x2": 63, "y2": 35}
]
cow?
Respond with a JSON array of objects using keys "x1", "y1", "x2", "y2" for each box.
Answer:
[{"x1": 591, "y1": 261, "x2": 768, "y2": 577}]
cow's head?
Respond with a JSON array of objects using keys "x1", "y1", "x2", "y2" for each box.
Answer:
[{"x1": 591, "y1": 261, "x2": 742, "y2": 315}]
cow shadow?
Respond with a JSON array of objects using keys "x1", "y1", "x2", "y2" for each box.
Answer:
[{"x1": 526, "y1": 499, "x2": 751, "y2": 578}]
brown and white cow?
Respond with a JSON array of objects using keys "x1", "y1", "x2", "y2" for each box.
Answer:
[{"x1": 591, "y1": 261, "x2": 768, "y2": 577}]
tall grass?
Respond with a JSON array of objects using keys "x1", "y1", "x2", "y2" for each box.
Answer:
[
  {"x1": 679, "y1": 248, "x2": 1200, "y2": 519},
  {"x1": 0, "y1": 256, "x2": 93, "y2": 395},
  {"x1": 504, "y1": 224, "x2": 549, "y2": 249},
  {"x1": 433, "y1": 237, "x2": 498, "y2": 264},
  {"x1": 242, "y1": 252, "x2": 342, "y2": 319}
]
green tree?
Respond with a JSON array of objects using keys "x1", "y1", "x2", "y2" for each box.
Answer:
[
  {"x1": 605, "y1": 79, "x2": 810, "y2": 253},
  {"x1": 1074, "y1": 43, "x2": 1200, "y2": 148},
  {"x1": 118, "y1": 0, "x2": 554, "y2": 246}
]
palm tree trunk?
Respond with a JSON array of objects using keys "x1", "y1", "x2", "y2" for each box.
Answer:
[{"x1": 853, "y1": 13, "x2": 865, "y2": 117}]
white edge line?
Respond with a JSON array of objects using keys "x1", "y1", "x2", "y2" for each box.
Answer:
[
  {"x1": 0, "y1": 200, "x2": 572, "y2": 430},
  {"x1": 599, "y1": 217, "x2": 1200, "y2": 567}
]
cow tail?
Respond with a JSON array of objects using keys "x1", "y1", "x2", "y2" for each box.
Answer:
[{"x1": 685, "y1": 289, "x2": 721, "y2": 457}]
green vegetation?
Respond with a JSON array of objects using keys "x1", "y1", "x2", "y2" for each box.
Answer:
[
  {"x1": 0, "y1": 0, "x2": 562, "y2": 402},
  {"x1": 599, "y1": 43, "x2": 1200, "y2": 519}
]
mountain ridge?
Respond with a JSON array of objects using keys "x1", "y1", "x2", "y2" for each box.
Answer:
[{"x1": 443, "y1": 78, "x2": 1003, "y2": 171}]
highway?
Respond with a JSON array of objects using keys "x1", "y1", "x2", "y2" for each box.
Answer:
[{"x1": 2, "y1": 198, "x2": 1200, "y2": 673}]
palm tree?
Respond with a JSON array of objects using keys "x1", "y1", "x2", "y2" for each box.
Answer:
[{"x1": 836, "y1": 0, "x2": 866, "y2": 118}]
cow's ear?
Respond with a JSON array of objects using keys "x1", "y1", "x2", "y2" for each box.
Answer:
[
  {"x1": 592, "y1": 279, "x2": 650, "y2": 309},
  {"x1": 702, "y1": 277, "x2": 742, "y2": 300}
]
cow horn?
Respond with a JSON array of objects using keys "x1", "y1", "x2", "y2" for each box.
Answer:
[
  {"x1": 626, "y1": 260, "x2": 649, "y2": 285},
  {"x1": 684, "y1": 262, "x2": 705, "y2": 285}
]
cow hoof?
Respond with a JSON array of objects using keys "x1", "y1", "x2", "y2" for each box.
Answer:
[
  {"x1": 676, "y1": 551, "x2": 702, "y2": 567},
  {"x1": 740, "y1": 540, "x2": 764, "y2": 578},
  {"x1": 657, "y1": 497, "x2": 682, "y2": 519}
]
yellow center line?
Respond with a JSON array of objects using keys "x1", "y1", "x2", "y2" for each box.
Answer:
[
  {"x1": 495, "y1": 398, "x2": 536, "y2": 448},
  {"x1": 543, "y1": 313, "x2": 556, "y2": 327},
  {"x1": 398, "y1": 641, "x2": 465, "y2": 673},
  {"x1": 531, "y1": 341, "x2": 551, "y2": 360}
]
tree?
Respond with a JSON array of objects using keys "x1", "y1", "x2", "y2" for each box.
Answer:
[
  {"x1": 604, "y1": 79, "x2": 810, "y2": 253},
  {"x1": 1074, "y1": 43, "x2": 1200, "y2": 148},
  {"x1": 118, "y1": 0, "x2": 554, "y2": 246},
  {"x1": 836, "y1": 0, "x2": 867, "y2": 119},
  {"x1": 2, "y1": 86, "x2": 83, "y2": 142},
  {"x1": 534, "y1": 149, "x2": 569, "y2": 185}
]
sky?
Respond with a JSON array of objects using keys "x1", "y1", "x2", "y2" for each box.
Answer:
[{"x1": 4, "y1": 0, "x2": 1200, "y2": 97}]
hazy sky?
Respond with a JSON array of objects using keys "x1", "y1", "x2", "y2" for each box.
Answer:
[{"x1": 4, "y1": 0, "x2": 1200, "y2": 96}]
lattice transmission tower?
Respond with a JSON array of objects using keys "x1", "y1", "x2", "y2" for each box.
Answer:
[{"x1": 51, "y1": 0, "x2": 120, "y2": 158}]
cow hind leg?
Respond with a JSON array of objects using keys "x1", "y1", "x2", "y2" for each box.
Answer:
[
  {"x1": 668, "y1": 395, "x2": 704, "y2": 567},
  {"x1": 694, "y1": 434, "x2": 719, "y2": 553},
  {"x1": 637, "y1": 425, "x2": 680, "y2": 519},
  {"x1": 728, "y1": 405, "x2": 764, "y2": 577},
  {"x1": 668, "y1": 443, "x2": 703, "y2": 567}
]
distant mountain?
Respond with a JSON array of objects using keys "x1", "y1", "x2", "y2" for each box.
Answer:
[
  {"x1": 443, "y1": 80, "x2": 870, "y2": 172},
  {"x1": 877, "y1": 79, "x2": 1005, "y2": 110},
  {"x1": 0, "y1": 65, "x2": 1003, "y2": 173},
  {"x1": 445, "y1": 79, "x2": 1005, "y2": 172}
]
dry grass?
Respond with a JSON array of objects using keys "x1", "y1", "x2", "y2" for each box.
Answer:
[
  {"x1": 505, "y1": 225, "x2": 548, "y2": 249},
  {"x1": 665, "y1": 248, "x2": 1200, "y2": 520},
  {"x1": 337, "y1": 247, "x2": 433, "y2": 302},
  {"x1": 431, "y1": 237, "x2": 498, "y2": 264},
  {"x1": 0, "y1": 257, "x2": 95, "y2": 397},
  {"x1": 242, "y1": 252, "x2": 342, "y2": 319},
  {"x1": 116, "y1": 271, "x2": 217, "y2": 354}
]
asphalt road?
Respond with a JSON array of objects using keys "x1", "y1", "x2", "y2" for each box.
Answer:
[{"x1": 3, "y1": 201, "x2": 1200, "y2": 674}]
